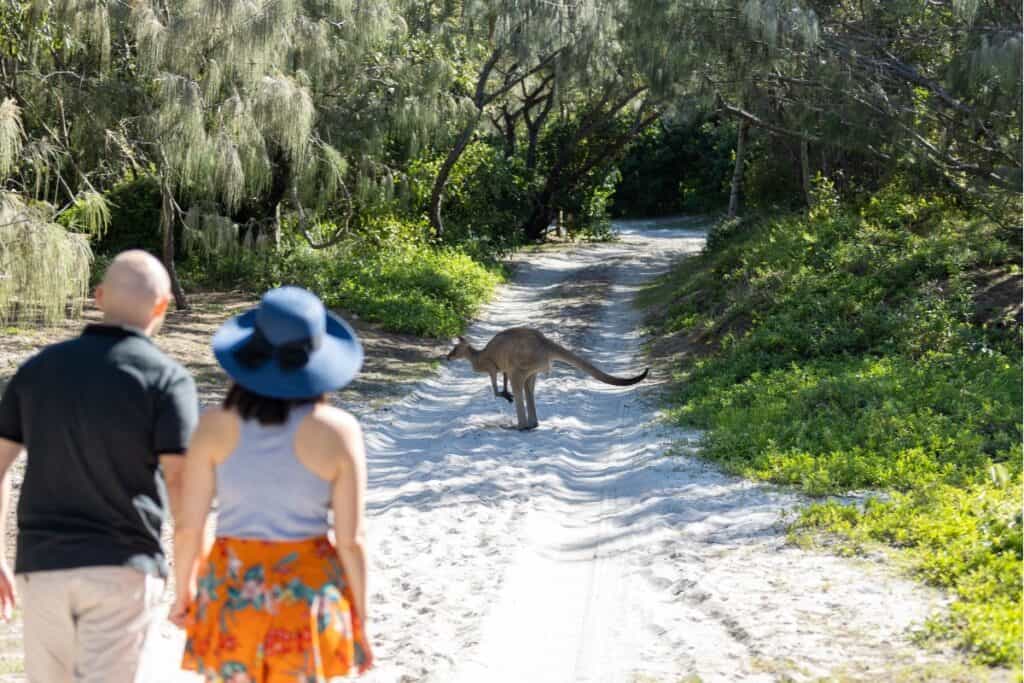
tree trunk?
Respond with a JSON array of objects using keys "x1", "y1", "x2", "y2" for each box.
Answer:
[
  {"x1": 520, "y1": 94, "x2": 657, "y2": 243},
  {"x1": 800, "y1": 138, "x2": 812, "y2": 206},
  {"x1": 502, "y1": 109, "x2": 517, "y2": 158},
  {"x1": 429, "y1": 115, "x2": 479, "y2": 237},
  {"x1": 523, "y1": 202, "x2": 555, "y2": 242},
  {"x1": 727, "y1": 119, "x2": 748, "y2": 219},
  {"x1": 271, "y1": 202, "x2": 281, "y2": 249},
  {"x1": 524, "y1": 87, "x2": 555, "y2": 172},
  {"x1": 526, "y1": 123, "x2": 541, "y2": 172},
  {"x1": 427, "y1": 45, "x2": 505, "y2": 236},
  {"x1": 160, "y1": 181, "x2": 188, "y2": 311}
]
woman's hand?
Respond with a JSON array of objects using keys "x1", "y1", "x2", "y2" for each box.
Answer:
[
  {"x1": 168, "y1": 584, "x2": 194, "y2": 629},
  {"x1": 358, "y1": 641, "x2": 375, "y2": 674},
  {"x1": 169, "y1": 408, "x2": 231, "y2": 630},
  {"x1": 167, "y1": 589, "x2": 192, "y2": 626}
]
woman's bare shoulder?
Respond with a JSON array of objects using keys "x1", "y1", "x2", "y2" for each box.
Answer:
[
  {"x1": 198, "y1": 403, "x2": 234, "y2": 423},
  {"x1": 309, "y1": 403, "x2": 360, "y2": 431},
  {"x1": 198, "y1": 405, "x2": 240, "y2": 433},
  {"x1": 190, "y1": 406, "x2": 241, "y2": 463},
  {"x1": 299, "y1": 404, "x2": 364, "y2": 462}
]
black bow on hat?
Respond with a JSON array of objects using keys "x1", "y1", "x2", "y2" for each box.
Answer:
[{"x1": 233, "y1": 325, "x2": 322, "y2": 372}]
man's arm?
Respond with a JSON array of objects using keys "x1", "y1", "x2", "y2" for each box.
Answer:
[
  {"x1": 159, "y1": 455, "x2": 186, "y2": 524},
  {"x1": 0, "y1": 370, "x2": 24, "y2": 621},
  {"x1": 0, "y1": 438, "x2": 23, "y2": 620},
  {"x1": 154, "y1": 368, "x2": 198, "y2": 527}
]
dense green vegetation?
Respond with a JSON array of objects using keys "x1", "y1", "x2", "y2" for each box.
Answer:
[
  {"x1": 613, "y1": 117, "x2": 737, "y2": 217},
  {"x1": 1, "y1": 1, "x2": 1018, "y2": 335},
  {"x1": 643, "y1": 182, "x2": 1022, "y2": 666},
  {"x1": 77, "y1": 175, "x2": 501, "y2": 338},
  {"x1": 181, "y1": 233, "x2": 501, "y2": 339}
]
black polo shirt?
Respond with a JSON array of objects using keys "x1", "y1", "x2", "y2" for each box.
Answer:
[{"x1": 0, "y1": 324, "x2": 198, "y2": 576}]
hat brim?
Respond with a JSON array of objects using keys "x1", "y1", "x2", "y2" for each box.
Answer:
[{"x1": 212, "y1": 309, "x2": 363, "y2": 399}]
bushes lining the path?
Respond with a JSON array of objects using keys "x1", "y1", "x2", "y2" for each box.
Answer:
[
  {"x1": 643, "y1": 183, "x2": 1022, "y2": 666},
  {"x1": 182, "y1": 233, "x2": 502, "y2": 339}
]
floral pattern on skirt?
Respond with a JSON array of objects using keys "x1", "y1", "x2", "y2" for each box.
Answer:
[{"x1": 182, "y1": 536, "x2": 369, "y2": 682}]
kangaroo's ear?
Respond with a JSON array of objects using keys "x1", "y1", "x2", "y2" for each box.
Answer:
[{"x1": 458, "y1": 336, "x2": 466, "y2": 343}]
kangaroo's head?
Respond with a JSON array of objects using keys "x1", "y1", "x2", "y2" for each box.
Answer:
[{"x1": 446, "y1": 336, "x2": 472, "y2": 361}]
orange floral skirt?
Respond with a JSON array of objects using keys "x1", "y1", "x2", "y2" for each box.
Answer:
[{"x1": 181, "y1": 536, "x2": 369, "y2": 683}]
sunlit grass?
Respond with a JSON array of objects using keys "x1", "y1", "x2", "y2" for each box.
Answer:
[{"x1": 647, "y1": 185, "x2": 1022, "y2": 667}]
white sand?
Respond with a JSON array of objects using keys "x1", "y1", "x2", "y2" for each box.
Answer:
[{"x1": 155, "y1": 219, "x2": 951, "y2": 682}]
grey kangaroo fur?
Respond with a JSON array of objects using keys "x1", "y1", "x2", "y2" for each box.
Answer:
[{"x1": 447, "y1": 327, "x2": 649, "y2": 430}]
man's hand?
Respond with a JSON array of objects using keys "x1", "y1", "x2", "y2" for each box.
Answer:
[
  {"x1": 0, "y1": 437, "x2": 21, "y2": 621},
  {"x1": 0, "y1": 561, "x2": 15, "y2": 621}
]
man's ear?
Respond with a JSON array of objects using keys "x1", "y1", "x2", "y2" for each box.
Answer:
[
  {"x1": 94, "y1": 284, "x2": 105, "y2": 310},
  {"x1": 151, "y1": 295, "x2": 170, "y2": 320}
]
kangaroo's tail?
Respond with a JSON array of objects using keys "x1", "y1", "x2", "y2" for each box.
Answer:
[{"x1": 548, "y1": 342, "x2": 649, "y2": 386}]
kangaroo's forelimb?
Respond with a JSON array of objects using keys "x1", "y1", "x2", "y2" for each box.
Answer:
[{"x1": 489, "y1": 370, "x2": 514, "y2": 403}]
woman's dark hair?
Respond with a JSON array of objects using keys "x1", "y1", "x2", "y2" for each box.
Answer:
[{"x1": 223, "y1": 383, "x2": 323, "y2": 425}]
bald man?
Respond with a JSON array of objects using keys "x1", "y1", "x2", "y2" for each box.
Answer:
[{"x1": 0, "y1": 250, "x2": 198, "y2": 683}]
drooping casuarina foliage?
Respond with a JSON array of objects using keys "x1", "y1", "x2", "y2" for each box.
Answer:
[{"x1": 0, "y1": 0, "x2": 1019, "y2": 312}]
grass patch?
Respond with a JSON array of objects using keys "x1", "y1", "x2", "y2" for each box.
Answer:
[
  {"x1": 0, "y1": 656, "x2": 23, "y2": 675},
  {"x1": 181, "y1": 234, "x2": 503, "y2": 339},
  {"x1": 645, "y1": 182, "x2": 1022, "y2": 667}
]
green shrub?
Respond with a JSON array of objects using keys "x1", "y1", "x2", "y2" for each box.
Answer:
[
  {"x1": 409, "y1": 142, "x2": 528, "y2": 258},
  {"x1": 678, "y1": 353, "x2": 1021, "y2": 495},
  {"x1": 648, "y1": 183, "x2": 1022, "y2": 666},
  {"x1": 795, "y1": 479, "x2": 1022, "y2": 666},
  {"x1": 90, "y1": 174, "x2": 167, "y2": 256},
  {"x1": 741, "y1": 133, "x2": 807, "y2": 211},
  {"x1": 182, "y1": 227, "x2": 501, "y2": 338},
  {"x1": 613, "y1": 117, "x2": 736, "y2": 217}
]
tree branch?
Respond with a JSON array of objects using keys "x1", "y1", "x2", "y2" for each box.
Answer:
[{"x1": 717, "y1": 99, "x2": 822, "y2": 142}]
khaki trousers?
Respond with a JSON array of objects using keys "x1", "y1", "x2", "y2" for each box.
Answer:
[{"x1": 17, "y1": 566, "x2": 165, "y2": 683}]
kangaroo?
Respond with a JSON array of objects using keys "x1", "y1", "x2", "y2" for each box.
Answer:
[{"x1": 446, "y1": 327, "x2": 648, "y2": 430}]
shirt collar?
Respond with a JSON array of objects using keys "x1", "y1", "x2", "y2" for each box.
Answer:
[{"x1": 82, "y1": 323, "x2": 151, "y2": 342}]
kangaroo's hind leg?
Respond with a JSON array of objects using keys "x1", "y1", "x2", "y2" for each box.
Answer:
[
  {"x1": 509, "y1": 374, "x2": 530, "y2": 430},
  {"x1": 524, "y1": 374, "x2": 539, "y2": 429}
]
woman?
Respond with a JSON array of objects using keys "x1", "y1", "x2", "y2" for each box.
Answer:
[{"x1": 170, "y1": 286, "x2": 373, "y2": 681}]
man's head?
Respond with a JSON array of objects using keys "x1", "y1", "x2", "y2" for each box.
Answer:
[
  {"x1": 95, "y1": 250, "x2": 172, "y2": 336},
  {"x1": 446, "y1": 336, "x2": 472, "y2": 361}
]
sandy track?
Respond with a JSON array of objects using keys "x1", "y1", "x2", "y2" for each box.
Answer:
[
  {"x1": 347, "y1": 220, "x2": 950, "y2": 682},
  {"x1": 144, "y1": 219, "x2": 953, "y2": 682}
]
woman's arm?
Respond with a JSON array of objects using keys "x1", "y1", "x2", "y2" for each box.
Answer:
[
  {"x1": 329, "y1": 414, "x2": 369, "y2": 624},
  {"x1": 169, "y1": 408, "x2": 233, "y2": 627}
]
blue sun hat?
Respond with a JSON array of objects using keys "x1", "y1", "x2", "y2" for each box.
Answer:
[{"x1": 212, "y1": 286, "x2": 363, "y2": 399}]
